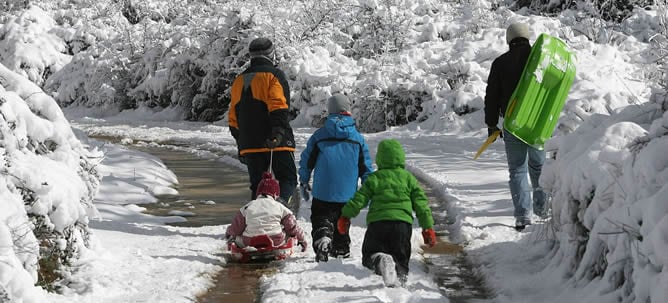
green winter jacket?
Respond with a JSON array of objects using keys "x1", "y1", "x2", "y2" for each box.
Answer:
[{"x1": 341, "y1": 139, "x2": 434, "y2": 229}]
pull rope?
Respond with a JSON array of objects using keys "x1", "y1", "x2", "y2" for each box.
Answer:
[{"x1": 268, "y1": 148, "x2": 274, "y2": 176}]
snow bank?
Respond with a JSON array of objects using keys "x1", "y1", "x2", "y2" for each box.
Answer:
[
  {"x1": 0, "y1": 62, "x2": 100, "y2": 301},
  {"x1": 541, "y1": 97, "x2": 668, "y2": 302}
]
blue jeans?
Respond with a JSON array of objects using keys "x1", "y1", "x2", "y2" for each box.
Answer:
[{"x1": 503, "y1": 129, "x2": 547, "y2": 223}]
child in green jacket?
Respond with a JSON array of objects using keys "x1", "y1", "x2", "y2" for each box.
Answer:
[{"x1": 337, "y1": 139, "x2": 436, "y2": 287}]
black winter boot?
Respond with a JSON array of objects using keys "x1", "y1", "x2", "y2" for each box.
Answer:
[{"x1": 314, "y1": 237, "x2": 331, "y2": 262}]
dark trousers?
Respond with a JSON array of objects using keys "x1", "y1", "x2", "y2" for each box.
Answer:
[
  {"x1": 310, "y1": 198, "x2": 350, "y2": 255},
  {"x1": 362, "y1": 221, "x2": 412, "y2": 277},
  {"x1": 245, "y1": 151, "x2": 297, "y2": 204}
]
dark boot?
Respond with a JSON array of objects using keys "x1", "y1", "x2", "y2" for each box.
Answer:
[{"x1": 314, "y1": 236, "x2": 331, "y2": 262}]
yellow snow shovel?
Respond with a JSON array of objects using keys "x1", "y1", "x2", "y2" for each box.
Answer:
[{"x1": 473, "y1": 130, "x2": 501, "y2": 160}]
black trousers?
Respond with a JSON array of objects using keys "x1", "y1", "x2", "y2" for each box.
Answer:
[
  {"x1": 362, "y1": 221, "x2": 412, "y2": 277},
  {"x1": 310, "y1": 198, "x2": 351, "y2": 255},
  {"x1": 245, "y1": 151, "x2": 297, "y2": 204}
]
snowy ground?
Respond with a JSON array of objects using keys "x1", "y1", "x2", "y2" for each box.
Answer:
[
  {"x1": 31, "y1": 7, "x2": 661, "y2": 301},
  {"x1": 2, "y1": 1, "x2": 665, "y2": 301},
  {"x1": 40, "y1": 108, "x2": 548, "y2": 303}
]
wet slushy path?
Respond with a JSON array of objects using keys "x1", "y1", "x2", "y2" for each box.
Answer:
[
  {"x1": 135, "y1": 145, "x2": 250, "y2": 227},
  {"x1": 92, "y1": 137, "x2": 268, "y2": 302},
  {"x1": 93, "y1": 136, "x2": 490, "y2": 302},
  {"x1": 420, "y1": 181, "x2": 492, "y2": 302},
  {"x1": 135, "y1": 145, "x2": 274, "y2": 303}
]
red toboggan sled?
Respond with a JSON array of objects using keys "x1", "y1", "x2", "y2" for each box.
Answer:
[
  {"x1": 227, "y1": 149, "x2": 299, "y2": 263},
  {"x1": 227, "y1": 235, "x2": 297, "y2": 263}
]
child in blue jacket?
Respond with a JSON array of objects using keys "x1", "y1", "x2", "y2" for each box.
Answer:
[{"x1": 298, "y1": 93, "x2": 373, "y2": 262}]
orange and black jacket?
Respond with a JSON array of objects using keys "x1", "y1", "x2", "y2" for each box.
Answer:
[{"x1": 229, "y1": 57, "x2": 295, "y2": 155}]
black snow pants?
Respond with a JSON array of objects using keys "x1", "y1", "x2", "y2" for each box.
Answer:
[
  {"x1": 310, "y1": 198, "x2": 351, "y2": 257},
  {"x1": 362, "y1": 220, "x2": 412, "y2": 278}
]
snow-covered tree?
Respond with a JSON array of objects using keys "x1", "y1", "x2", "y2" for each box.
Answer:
[{"x1": 0, "y1": 62, "x2": 100, "y2": 300}]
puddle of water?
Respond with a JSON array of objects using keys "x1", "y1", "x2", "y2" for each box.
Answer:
[
  {"x1": 198, "y1": 262, "x2": 280, "y2": 303},
  {"x1": 422, "y1": 241, "x2": 464, "y2": 255},
  {"x1": 90, "y1": 136, "x2": 267, "y2": 302},
  {"x1": 126, "y1": 144, "x2": 282, "y2": 303},
  {"x1": 132, "y1": 145, "x2": 251, "y2": 227}
]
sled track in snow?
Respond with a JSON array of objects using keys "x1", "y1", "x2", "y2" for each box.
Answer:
[{"x1": 419, "y1": 179, "x2": 493, "y2": 302}]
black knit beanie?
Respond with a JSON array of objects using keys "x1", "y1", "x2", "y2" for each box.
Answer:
[{"x1": 249, "y1": 37, "x2": 275, "y2": 58}]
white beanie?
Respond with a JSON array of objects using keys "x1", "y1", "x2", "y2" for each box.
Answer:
[
  {"x1": 327, "y1": 93, "x2": 351, "y2": 114},
  {"x1": 506, "y1": 23, "x2": 530, "y2": 44}
]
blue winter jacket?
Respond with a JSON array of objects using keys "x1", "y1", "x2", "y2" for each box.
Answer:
[{"x1": 299, "y1": 114, "x2": 373, "y2": 203}]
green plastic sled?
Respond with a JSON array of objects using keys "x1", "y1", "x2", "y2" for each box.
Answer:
[{"x1": 503, "y1": 33, "x2": 576, "y2": 150}]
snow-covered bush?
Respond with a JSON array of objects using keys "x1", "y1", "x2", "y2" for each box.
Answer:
[
  {"x1": 642, "y1": 1, "x2": 668, "y2": 89},
  {"x1": 512, "y1": 0, "x2": 653, "y2": 22},
  {"x1": 541, "y1": 97, "x2": 668, "y2": 302},
  {"x1": 0, "y1": 0, "x2": 29, "y2": 15},
  {"x1": 287, "y1": 44, "x2": 361, "y2": 127},
  {"x1": 3, "y1": 0, "x2": 663, "y2": 133},
  {"x1": 4, "y1": 0, "x2": 465, "y2": 129},
  {"x1": 343, "y1": 0, "x2": 417, "y2": 59},
  {"x1": 0, "y1": 63, "x2": 100, "y2": 299},
  {"x1": 0, "y1": 7, "x2": 70, "y2": 87},
  {"x1": 43, "y1": 1, "x2": 258, "y2": 120},
  {"x1": 352, "y1": 58, "x2": 435, "y2": 132}
]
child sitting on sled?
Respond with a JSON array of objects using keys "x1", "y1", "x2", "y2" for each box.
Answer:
[
  {"x1": 226, "y1": 172, "x2": 308, "y2": 251},
  {"x1": 337, "y1": 139, "x2": 436, "y2": 287}
]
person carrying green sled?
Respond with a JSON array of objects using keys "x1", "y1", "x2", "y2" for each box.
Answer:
[{"x1": 483, "y1": 22, "x2": 548, "y2": 231}]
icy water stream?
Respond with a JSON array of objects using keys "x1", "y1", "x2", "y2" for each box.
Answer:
[{"x1": 94, "y1": 137, "x2": 489, "y2": 302}]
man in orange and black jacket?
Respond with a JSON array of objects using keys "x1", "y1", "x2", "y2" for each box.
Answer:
[{"x1": 229, "y1": 37, "x2": 297, "y2": 204}]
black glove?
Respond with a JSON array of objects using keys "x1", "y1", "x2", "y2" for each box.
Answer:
[
  {"x1": 266, "y1": 127, "x2": 285, "y2": 149},
  {"x1": 488, "y1": 126, "x2": 502, "y2": 141},
  {"x1": 266, "y1": 132, "x2": 283, "y2": 149},
  {"x1": 299, "y1": 183, "x2": 311, "y2": 201}
]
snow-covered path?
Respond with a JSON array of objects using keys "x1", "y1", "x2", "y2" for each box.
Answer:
[
  {"x1": 53, "y1": 217, "x2": 225, "y2": 303},
  {"x1": 274, "y1": 129, "x2": 526, "y2": 302},
  {"x1": 53, "y1": 115, "x2": 539, "y2": 303}
]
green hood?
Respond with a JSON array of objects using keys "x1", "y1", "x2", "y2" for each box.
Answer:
[{"x1": 375, "y1": 139, "x2": 405, "y2": 169}]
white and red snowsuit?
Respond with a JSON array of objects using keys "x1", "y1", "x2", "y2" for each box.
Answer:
[{"x1": 225, "y1": 195, "x2": 306, "y2": 247}]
